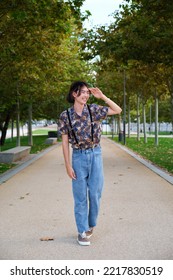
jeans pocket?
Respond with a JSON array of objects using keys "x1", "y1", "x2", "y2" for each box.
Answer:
[{"x1": 72, "y1": 152, "x2": 81, "y2": 163}]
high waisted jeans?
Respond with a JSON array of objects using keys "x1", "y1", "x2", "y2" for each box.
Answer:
[{"x1": 72, "y1": 146, "x2": 104, "y2": 234}]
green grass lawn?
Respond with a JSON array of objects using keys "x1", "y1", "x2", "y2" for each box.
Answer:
[
  {"x1": 32, "y1": 129, "x2": 50, "y2": 135},
  {"x1": 0, "y1": 163, "x2": 16, "y2": 174},
  {"x1": 112, "y1": 136, "x2": 173, "y2": 174}
]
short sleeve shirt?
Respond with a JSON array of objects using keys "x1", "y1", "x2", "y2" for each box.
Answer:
[{"x1": 58, "y1": 104, "x2": 108, "y2": 149}]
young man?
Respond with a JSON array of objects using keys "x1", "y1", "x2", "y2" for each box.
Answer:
[{"x1": 58, "y1": 81, "x2": 122, "y2": 246}]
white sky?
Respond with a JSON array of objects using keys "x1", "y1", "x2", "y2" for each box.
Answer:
[{"x1": 81, "y1": 0, "x2": 124, "y2": 28}]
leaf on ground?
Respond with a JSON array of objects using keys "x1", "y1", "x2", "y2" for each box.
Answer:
[{"x1": 40, "y1": 237, "x2": 54, "y2": 241}]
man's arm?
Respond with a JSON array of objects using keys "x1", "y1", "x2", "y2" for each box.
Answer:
[
  {"x1": 102, "y1": 96, "x2": 122, "y2": 115},
  {"x1": 62, "y1": 134, "x2": 76, "y2": 180},
  {"x1": 89, "y1": 87, "x2": 122, "y2": 115}
]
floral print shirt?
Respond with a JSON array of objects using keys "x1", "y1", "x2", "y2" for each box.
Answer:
[{"x1": 58, "y1": 104, "x2": 108, "y2": 149}]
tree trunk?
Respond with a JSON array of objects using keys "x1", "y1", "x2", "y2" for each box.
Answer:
[
  {"x1": 128, "y1": 102, "x2": 130, "y2": 138},
  {"x1": 123, "y1": 69, "x2": 126, "y2": 145},
  {"x1": 155, "y1": 90, "x2": 159, "y2": 146},
  {"x1": 111, "y1": 115, "x2": 116, "y2": 139},
  {"x1": 149, "y1": 105, "x2": 152, "y2": 134},
  {"x1": 28, "y1": 102, "x2": 33, "y2": 146},
  {"x1": 166, "y1": 76, "x2": 173, "y2": 134},
  {"x1": 142, "y1": 102, "x2": 147, "y2": 144},
  {"x1": 118, "y1": 115, "x2": 123, "y2": 142},
  {"x1": 114, "y1": 117, "x2": 117, "y2": 134},
  {"x1": 0, "y1": 112, "x2": 11, "y2": 147},
  {"x1": 171, "y1": 89, "x2": 173, "y2": 134},
  {"x1": 137, "y1": 94, "x2": 140, "y2": 141},
  {"x1": 11, "y1": 119, "x2": 14, "y2": 141},
  {"x1": 16, "y1": 94, "x2": 20, "y2": 146}
]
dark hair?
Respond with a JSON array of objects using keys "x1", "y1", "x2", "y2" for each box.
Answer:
[{"x1": 66, "y1": 81, "x2": 89, "y2": 103}]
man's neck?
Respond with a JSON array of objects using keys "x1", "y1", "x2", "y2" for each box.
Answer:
[{"x1": 73, "y1": 102, "x2": 85, "y2": 116}]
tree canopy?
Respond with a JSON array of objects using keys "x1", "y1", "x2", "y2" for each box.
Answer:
[
  {"x1": 0, "y1": 0, "x2": 92, "y2": 144},
  {"x1": 82, "y1": 0, "x2": 173, "y2": 134},
  {"x1": 1, "y1": 0, "x2": 173, "y2": 146}
]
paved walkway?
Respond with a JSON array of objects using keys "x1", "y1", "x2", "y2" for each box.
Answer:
[{"x1": 0, "y1": 137, "x2": 173, "y2": 260}]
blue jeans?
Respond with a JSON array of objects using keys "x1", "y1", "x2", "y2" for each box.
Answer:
[{"x1": 72, "y1": 146, "x2": 104, "y2": 234}]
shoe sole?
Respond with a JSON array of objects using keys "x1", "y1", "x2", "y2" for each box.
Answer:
[{"x1": 77, "y1": 239, "x2": 90, "y2": 246}]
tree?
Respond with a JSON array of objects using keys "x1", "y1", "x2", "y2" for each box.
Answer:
[
  {"x1": 81, "y1": 0, "x2": 173, "y2": 144},
  {"x1": 0, "y1": 0, "x2": 91, "y2": 145}
]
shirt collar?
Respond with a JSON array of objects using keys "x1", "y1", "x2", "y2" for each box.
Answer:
[{"x1": 70, "y1": 104, "x2": 88, "y2": 117}]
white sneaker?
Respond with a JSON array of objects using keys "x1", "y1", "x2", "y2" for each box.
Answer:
[{"x1": 77, "y1": 232, "x2": 90, "y2": 246}]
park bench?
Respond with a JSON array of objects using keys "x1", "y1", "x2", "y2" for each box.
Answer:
[
  {"x1": 45, "y1": 130, "x2": 58, "y2": 145},
  {"x1": 0, "y1": 146, "x2": 31, "y2": 163},
  {"x1": 45, "y1": 137, "x2": 57, "y2": 145}
]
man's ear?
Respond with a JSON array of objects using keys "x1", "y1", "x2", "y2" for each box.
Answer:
[{"x1": 72, "y1": 91, "x2": 77, "y2": 99}]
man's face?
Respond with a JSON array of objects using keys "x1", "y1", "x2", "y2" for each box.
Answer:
[{"x1": 73, "y1": 86, "x2": 90, "y2": 105}]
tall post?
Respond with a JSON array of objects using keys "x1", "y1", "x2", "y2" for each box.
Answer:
[{"x1": 123, "y1": 69, "x2": 126, "y2": 145}]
